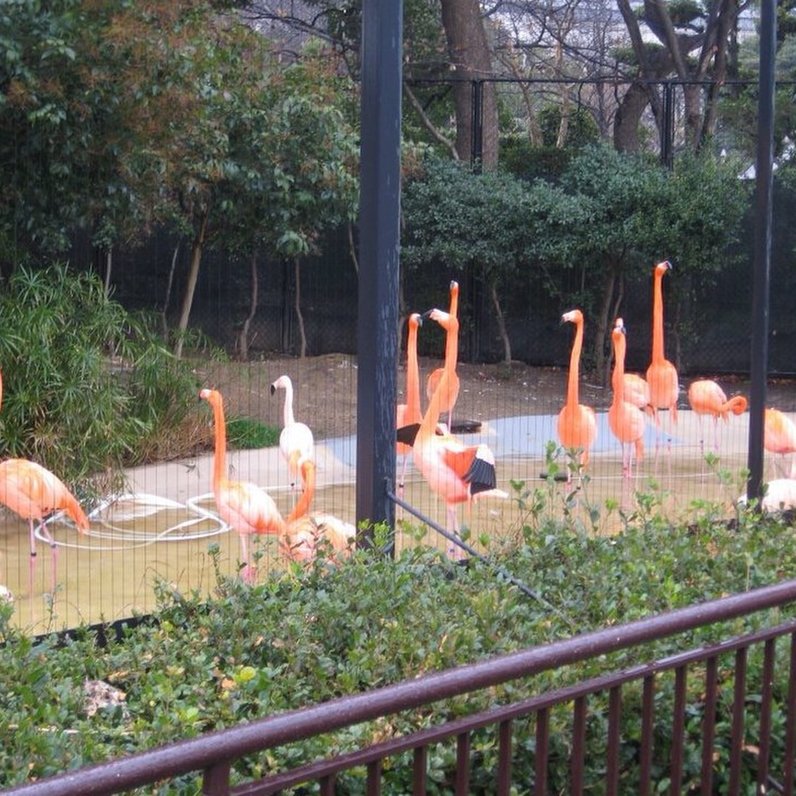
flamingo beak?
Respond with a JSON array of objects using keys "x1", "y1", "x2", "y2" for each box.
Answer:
[
  {"x1": 421, "y1": 309, "x2": 434, "y2": 320},
  {"x1": 270, "y1": 384, "x2": 276, "y2": 395}
]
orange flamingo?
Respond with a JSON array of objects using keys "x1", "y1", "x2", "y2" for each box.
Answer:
[
  {"x1": 413, "y1": 362, "x2": 507, "y2": 558},
  {"x1": 764, "y1": 408, "x2": 796, "y2": 478},
  {"x1": 271, "y1": 374, "x2": 315, "y2": 491},
  {"x1": 687, "y1": 379, "x2": 748, "y2": 454},
  {"x1": 200, "y1": 388, "x2": 286, "y2": 583},
  {"x1": 608, "y1": 319, "x2": 645, "y2": 478},
  {"x1": 425, "y1": 280, "x2": 460, "y2": 428},
  {"x1": 645, "y1": 260, "x2": 679, "y2": 430},
  {"x1": 614, "y1": 317, "x2": 656, "y2": 422},
  {"x1": 279, "y1": 459, "x2": 355, "y2": 563},
  {"x1": 0, "y1": 458, "x2": 89, "y2": 594},
  {"x1": 556, "y1": 309, "x2": 597, "y2": 473},
  {"x1": 396, "y1": 313, "x2": 423, "y2": 497}
]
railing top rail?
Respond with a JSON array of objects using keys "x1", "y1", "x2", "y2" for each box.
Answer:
[{"x1": 6, "y1": 578, "x2": 796, "y2": 796}]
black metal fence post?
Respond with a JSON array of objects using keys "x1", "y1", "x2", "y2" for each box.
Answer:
[
  {"x1": 356, "y1": 0, "x2": 403, "y2": 541},
  {"x1": 471, "y1": 80, "x2": 483, "y2": 171}
]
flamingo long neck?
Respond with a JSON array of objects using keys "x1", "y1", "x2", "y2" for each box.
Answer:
[
  {"x1": 419, "y1": 364, "x2": 448, "y2": 439},
  {"x1": 209, "y1": 396, "x2": 227, "y2": 492},
  {"x1": 444, "y1": 317, "x2": 459, "y2": 376},
  {"x1": 282, "y1": 380, "x2": 296, "y2": 426},
  {"x1": 612, "y1": 333, "x2": 626, "y2": 400},
  {"x1": 566, "y1": 318, "x2": 583, "y2": 408},
  {"x1": 652, "y1": 271, "x2": 666, "y2": 363},
  {"x1": 287, "y1": 460, "x2": 316, "y2": 522},
  {"x1": 406, "y1": 321, "x2": 420, "y2": 418}
]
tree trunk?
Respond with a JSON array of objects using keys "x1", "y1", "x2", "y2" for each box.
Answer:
[
  {"x1": 160, "y1": 242, "x2": 180, "y2": 339},
  {"x1": 173, "y1": 210, "x2": 208, "y2": 359},
  {"x1": 237, "y1": 252, "x2": 259, "y2": 361},
  {"x1": 294, "y1": 257, "x2": 307, "y2": 358},
  {"x1": 490, "y1": 279, "x2": 512, "y2": 364},
  {"x1": 593, "y1": 264, "x2": 618, "y2": 384},
  {"x1": 439, "y1": 0, "x2": 499, "y2": 169},
  {"x1": 104, "y1": 248, "x2": 112, "y2": 298}
]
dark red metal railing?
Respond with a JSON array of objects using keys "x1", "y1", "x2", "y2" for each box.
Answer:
[{"x1": 5, "y1": 579, "x2": 796, "y2": 796}]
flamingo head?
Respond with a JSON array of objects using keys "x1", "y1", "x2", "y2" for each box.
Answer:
[
  {"x1": 655, "y1": 260, "x2": 672, "y2": 276},
  {"x1": 199, "y1": 388, "x2": 221, "y2": 406},
  {"x1": 408, "y1": 312, "x2": 423, "y2": 330},
  {"x1": 614, "y1": 317, "x2": 626, "y2": 334},
  {"x1": 449, "y1": 280, "x2": 459, "y2": 296},
  {"x1": 561, "y1": 309, "x2": 583, "y2": 325},
  {"x1": 270, "y1": 374, "x2": 291, "y2": 395},
  {"x1": 424, "y1": 308, "x2": 458, "y2": 334}
]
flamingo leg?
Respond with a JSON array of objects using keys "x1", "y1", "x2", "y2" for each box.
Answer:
[
  {"x1": 445, "y1": 503, "x2": 467, "y2": 561},
  {"x1": 37, "y1": 520, "x2": 58, "y2": 594},
  {"x1": 28, "y1": 519, "x2": 37, "y2": 596},
  {"x1": 239, "y1": 533, "x2": 255, "y2": 584}
]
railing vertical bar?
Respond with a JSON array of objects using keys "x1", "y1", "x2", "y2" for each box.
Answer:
[
  {"x1": 784, "y1": 633, "x2": 796, "y2": 796},
  {"x1": 728, "y1": 646, "x2": 749, "y2": 796},
  {"x1": 413, "y1": 746, "x2": 427, "y2": 795},
  {"x1": 497, "y1": 720, "x2": 513, "y2": 796},
  {"x1": 639, "y1": 674, "x2": 656, "y2": 796},
  {"x1": 571, "y1": 695, "x2": 587, "y2": 796},
  {"x1": 455, "y1": 732, "x2": 471, "y2": 796},
  {"x1": 757, "y1": 638, "x2": 776, "y2": 793},
  {"x1": 202, "y1": 761, "x2": 230, "y2": 796},
  {"x1": 366, "y1": 760, "x2": 382, "y2": 796},
  {"x1": 535, "y1": 708, "x2": 549, "y2": 795},
  {"x1": 700, "y1": 656, "x2": 719, "y2": 796},
  {"x1": 669, "y1": 665, "x2": 687, "y2": 796},
  {"x1": 319, "y1": 774, "x2": 335, "y2": 796},
  {"x1": 606, "y1": 686, "x2": 622, "y2": 796}
]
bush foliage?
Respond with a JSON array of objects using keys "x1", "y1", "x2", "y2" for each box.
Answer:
[{"x1": 1, "y1": 482, "x2": 795, "y2": 793}]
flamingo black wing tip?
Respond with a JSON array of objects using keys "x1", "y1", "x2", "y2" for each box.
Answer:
[{"x1": 396, "y1": 423, "x2": 421, "y2": 446}]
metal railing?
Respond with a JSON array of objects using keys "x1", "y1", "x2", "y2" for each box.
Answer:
[{"x1": 5, "y1": 579, "x2": 796, "y2": 795}]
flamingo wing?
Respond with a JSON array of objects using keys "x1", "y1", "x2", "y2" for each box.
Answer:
[
  {"x1": 219, "y1": 480, "x2": 285, "y2": 535},
  {"x1": 442, "y1": 443, "x2": 497, "y2": 494}
]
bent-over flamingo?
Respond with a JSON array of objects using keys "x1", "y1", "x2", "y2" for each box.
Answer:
[
  {"x1": 413, "y1": 363, "x2": 507, "y2": 559},
  {"x1": 279, "y1": 459, "x2": 355, "y2": 563},
  {"x1": 425, "y1": 280, "x2": 460, "y2": 429},
  {"x1": 556, "y1": 309, "x2": 597, "y2": 475},
  {"x1": 687, "y1": 379, "x2": 747, "y2": 454},
  {"x1": 608, "y1": 319, "x2": 645, "y2": 478},
  {"x1": 271, "y1": 374, "x2": 315, "y2": 491},
  {"x1": 200, "y1": 388, "x2": 285, "y2": 583},
  {"x1": 0, "y1": 458, "x2": 89, "y2": 594},
  {"x1": 396, "y1": 313, "x2": 423, "y2": 498},
  {"x1": 764, "y1": 408, "x2": 796, "y2": 478},
  {"x1": 645, "y1": 261, "x2": 679, "y2": 433}
]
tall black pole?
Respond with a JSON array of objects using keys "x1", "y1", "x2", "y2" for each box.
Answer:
[
  {"x1": 747, "y1": 0, "x2": 777, "y2": 501},
  {"x1": 356, "y1": 0, "x2": 403, "y2": 539}
]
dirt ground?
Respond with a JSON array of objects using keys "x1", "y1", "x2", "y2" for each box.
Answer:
[{"x1": 196, "y1": 353, "x2": 796, "y2": 440}]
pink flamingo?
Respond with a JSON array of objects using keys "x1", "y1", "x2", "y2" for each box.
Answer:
[
  {"x1": 200, "y1": 388, "x2": 285, "y2": 583},
  {"x1": 413, "y1": 360, "x2": 506, "y2": 558},
  {"x1": 687, "y1": 379, "x2": 747, "y2": 454},
  {"x1": 764, "y1": 408, "x2": 796, "y2": 478},
  {"x1": 396, "y1": 313, "x2": 423, "y2": 498},
  {"x1": 608, "y1": 319, "x2": 645, "y2": 478},
  {"x1": 556, "y1": 309, "x2": 597, "y2": 474},
  {"x1": 425, "y1": 280, "x2": 460, "y2": 429},
  {"x1": 271, "y1": 374, "x2": 315, "y2": 491},
  {"x1": 0, "y1": 458, "x2": 89, "y2": 594},
  {"x1": 645, "y1": 261, "x2": 679, "y2": 436}
]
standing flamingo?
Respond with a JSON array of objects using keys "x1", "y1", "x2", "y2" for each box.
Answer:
[
  {"x1": 279, "y1": 459, "x2": 355, "y2": 563},
  {"x1": 614, "y1": 317, "x2": 656, "y2": 422},
  {"x1": 556, "y1": 309, "x2": 597, "y2": 475},
  {"x1": 608, "y1": 319, "x2": 645, "y2": 478},
  {"x1": 396, "y1": 313, "x2": 423, "y2": 498},
  {"x1": 687, "y1": 379, "x2": 748, "y2": 454},
  {"x1": 200, "y1": 388, "x2": 285, "y2": 583},
  {"x1": 764, "y1": 408, "x2": 796, "y2": 478},
  {"x1": 645, "y1": 260, "x2": 679, "y2": 432},
  {"x1": 0, "y1": 458, "x2": 89, "y2": 594},
  {"x1": 425, "y1": 280, "x2": 460, "y2": 429},
  {"x1": 271, "y1": 374, "x2": 315, "y2": 491},
  {"x1": 413, "y1": 363, "x2": 507, "y2": 558}
]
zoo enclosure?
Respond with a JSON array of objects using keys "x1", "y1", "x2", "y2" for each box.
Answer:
[{"x1": 7, "y1": 578, "x2": 796, "y2": 795}]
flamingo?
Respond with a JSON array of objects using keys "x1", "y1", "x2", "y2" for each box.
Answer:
[
  {"x1": 608, "y1": 319, "x2": 645, "y2": 478},
  {"x1": 614, "y1": 317, "x2": 656, "y2": 422},
  {"x1": 271, "y1": 374, "x2": 315, "y2": 491},
  {"x1": 0, "y1": 458, "x2": 89, "y2": 594},
  {"x1": 687, "y1": 379, "x2": 748, "y2": 454},
  {"x1": 425, "y1": 280, "x2": 460, "y2": 429},
  {"x1": 764, "y1": 408, "x2": 796, "y2": 478},
  {"x1": 200, "y1": 388, "x2": 286, "y2": 583},
  {"x1": 279, "y1": 459, "x2": 355, "y2": 563},
  {"x1": 645, "y1": 260, "x2": 679, "y2": 432},
  {"x1": 413, "y1": 361, "x2": 507, "y2": 558},
  {"x1": 396, "y1": 313, "x2": 423, "y2": 498},
  {"x1": 556, "y1": 309, "x2": 597, "y2": 475}
]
